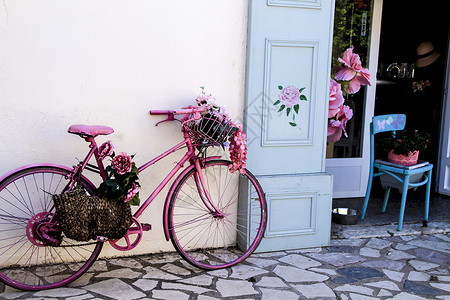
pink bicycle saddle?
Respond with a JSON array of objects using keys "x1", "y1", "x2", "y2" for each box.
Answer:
[{"x1": 68, "y1": 125, "x2": 114, "y2": 137}]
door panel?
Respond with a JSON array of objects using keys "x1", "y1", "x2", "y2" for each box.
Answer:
[{"x1": 246, "y1": 0, "x2": 335, "y2": 251}]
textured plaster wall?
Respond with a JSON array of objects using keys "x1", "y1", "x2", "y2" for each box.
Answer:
[{"x1": 0, "y1": 0, "x2": 248, "y2": 256}]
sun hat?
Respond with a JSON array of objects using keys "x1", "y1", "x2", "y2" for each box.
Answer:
[{"x1": 416, "y1": 41, "x2": 440, "y2": 67}]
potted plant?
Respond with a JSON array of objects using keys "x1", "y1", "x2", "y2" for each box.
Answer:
[
  {"x1": 381, "y1": 129, "x2": 430, "y2": 166},
  {"x1": 379, "y1": 129, "x2": 430, "y2": 191}
]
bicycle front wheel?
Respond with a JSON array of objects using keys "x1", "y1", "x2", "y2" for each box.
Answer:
[
  {"x1": 168, "y1": 160, "x2": 267, "y2": 270},
  {"x1": 0, "y1": 166, "x2": 103, "y2": 291}
]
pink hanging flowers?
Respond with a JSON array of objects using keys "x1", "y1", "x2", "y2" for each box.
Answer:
[
  {"x1": 328, "y1": 79, "x2": 345, "y2": 118},
  {"x1": 334, "y1": 46, "x2": 371, "y2": 94},
  {"x1": 228, "y1": 124, "x2": 247, "y2": 173},
  {"x1": 328, "y1": 46, "x2": 371, "y2": 143}
]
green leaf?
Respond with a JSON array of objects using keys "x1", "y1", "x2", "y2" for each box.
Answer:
[
  {"x1": 299, "y1": 87, "x2": 306, "y2": 93},
  {"x1": 278, "y1": 85, "x2": 283, "y2": 90},
  {"x1": 278, "y1": 104, "x2": 285, "y2": 112},
  {"x1": 104, "y1": 179, "x2": 117, "y2": 187},
  {"x1": 131, "y1": 164, "x2": 139, "y2": 175},
  {"x1": 286, "y1": 107, "x2": 291, "y2": 116},
  {"x1": 273, "y1": 100, "x2": 281, "y2": 105},
  {"x1": 289, "y1": 122, "x2": 297, "y2": 127},
  {"x1": 293, "y1": 104, "x2": 299, "y2": 114},
  {"x1": 300, "y1": 95, "x2": 307, "y2": 101},
  {"x1": 128, "y1": 193, "x2": 140, "y2": 206}
]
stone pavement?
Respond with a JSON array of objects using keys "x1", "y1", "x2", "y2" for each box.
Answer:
[{"x1": 1, "y1": 222, "x2": 449, "y2": 299}]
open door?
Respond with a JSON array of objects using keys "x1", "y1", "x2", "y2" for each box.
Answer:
[
  {"x1": 438, "y1": 40, "x2": 450, "y2": 195},
  {"x1": 245, "y1": 0, "x2": 335, "y2": 251},
  {"x1": 325, "y1": 0, "x2": 383, "y2": 198}
]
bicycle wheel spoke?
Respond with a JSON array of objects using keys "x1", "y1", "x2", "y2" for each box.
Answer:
[
  {"x1": 0, "y1": 166, "x2": 103, "y2": 290},
  {"x1": 169, "y1": 160, "x2": 266, "y2": 270}
]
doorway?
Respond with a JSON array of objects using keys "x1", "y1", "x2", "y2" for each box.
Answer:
[
  {"x1": 327, "y1": 0, "x2": 450, "y2": 198},
  {"x1": 375, "y1": 0, "x2": 449, "y2": 190}
]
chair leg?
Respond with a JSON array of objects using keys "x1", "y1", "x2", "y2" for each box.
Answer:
[
  {"x1": 361, "y1": 174, "x2": 374, "y2": 220},
  {"x1": 424, "y1": 169, "x2": 432, "y2": 226},
  {"x1": 398, "y1": 175, "x2": 410, "y2": 231},
  {"x1": 382, "y1": 187, "x2": 391, "y2": 212}
]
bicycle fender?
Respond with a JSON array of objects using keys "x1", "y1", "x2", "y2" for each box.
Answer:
[{"x1": 162, "y1": 156, "x2": 222, "y2": 241}]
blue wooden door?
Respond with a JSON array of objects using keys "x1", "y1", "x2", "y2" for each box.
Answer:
[{"x1": 245, "y1": 0, "x2": 335, "y2": 251}]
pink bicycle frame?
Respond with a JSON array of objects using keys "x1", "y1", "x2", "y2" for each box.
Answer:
[{"x1": 73, "y1": 108, "x2": 223, "y2": 242}]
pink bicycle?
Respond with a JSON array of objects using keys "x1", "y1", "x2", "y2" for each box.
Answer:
[{"x1": 0, "y1": 106, "x2": 267, "y2": 291}]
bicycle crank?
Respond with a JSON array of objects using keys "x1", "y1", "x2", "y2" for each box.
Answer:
[{"x1": 109, "y1": 217, "x2": 151, "y2": 251}]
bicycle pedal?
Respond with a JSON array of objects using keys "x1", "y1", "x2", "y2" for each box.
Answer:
[
  {"x1": 96, "y1": 236, "x2": 108, "y2": 242},
  {"x1": 141, "y1": 223, "x2": 152, "y2": 231}
]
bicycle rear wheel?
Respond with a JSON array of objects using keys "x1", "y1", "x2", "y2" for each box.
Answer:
[
  {"x1": 168, "y1": 159, "x2": 267, "y2": 270},
  {"x1": 0, "y1": 166, "x2": 103, "y2": 291}
]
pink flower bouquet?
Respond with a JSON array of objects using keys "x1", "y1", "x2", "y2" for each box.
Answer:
[
  {"x1": 195, "y1": 87, "x2": 247, "y2": 173},
  {"x1": 96, "y1": 142, "x2": 140, "y2": 206}
]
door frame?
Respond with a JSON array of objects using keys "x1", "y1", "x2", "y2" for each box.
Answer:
[
  {"x1": 437, "y1": 29, "x2": 450, "y2": 195},
  {"x1": 325, "y1": 0, "x2": 383, "y2": 198}
]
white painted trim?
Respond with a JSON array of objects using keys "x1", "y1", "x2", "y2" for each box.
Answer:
[
  {"x1": 325, "y1": 0, "x2": 384, "y2": 198},
  {"x1": 267, "y1": 0, "x2": 322, "y2": 9},
  {"x1": 437, "y1": 27, "x2": 450, "y2": 195}
]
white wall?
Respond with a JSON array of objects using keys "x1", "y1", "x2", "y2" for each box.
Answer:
[{"x1": 0, "y1": 0, "x2": 248, "y2": 257}]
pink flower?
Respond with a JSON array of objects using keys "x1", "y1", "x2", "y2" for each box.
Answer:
[
  {"x1": 111, "y1": 152, "x2": 133, "y2": 175},
  {"x1": 98, "y1": 141, "x2": 114, "y2": 160},
  {"x1": 337, "y1": 105, "x2": 353, "y2": 137},
  {"x1": 196, "y1": 94, "x2": 216, "y2": 107},
  {"x1": 327, "y1": 121, "x2": 343, "y2": 143},
  {"x1": 278, "y1": 85, "x2": 300, "y2": 108},
  {"x1": 228, "y1": 124, "x2": 247, "y2": 173},
  {"x1": 329, "y1": 78, "x2": 344, "y2": 118},
  {"x1": 327, "y1": 105, "x2": 353, "y2": 143},
  {"x1": 334, "y1": 46, "x2": 371, "y2": 94},
  {"x1": 124, "y1": 183, "x2": 139, "y2": 203}
]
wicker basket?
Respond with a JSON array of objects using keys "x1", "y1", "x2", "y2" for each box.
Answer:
[
  {"x1": 183, "y1": 112, "x2": 235, "y2": 146},
  {"x1": 53, "y1": 188, "x2": 132, "y2": 241}
]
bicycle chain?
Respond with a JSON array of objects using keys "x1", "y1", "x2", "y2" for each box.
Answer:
[{"x1": 56, "y1": 241, "x2": 101, "y2": 247}]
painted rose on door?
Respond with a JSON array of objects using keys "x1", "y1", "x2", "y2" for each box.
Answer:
[{"x1": 273, "y1": 85, "x2": 307, "y2": 127}]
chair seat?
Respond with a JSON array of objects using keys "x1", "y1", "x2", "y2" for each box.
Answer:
[{"x1": 374, "y1": 160, "x2": 433, "y2": 175}]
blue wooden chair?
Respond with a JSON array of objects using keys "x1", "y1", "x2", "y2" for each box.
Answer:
[{"x1": 361, "y1": 114, "x2": 433, "y2": 231}]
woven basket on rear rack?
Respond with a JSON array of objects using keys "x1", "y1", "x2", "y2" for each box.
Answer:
[
  {"x1": 182, "y1": 112, "x2": 236, "y2": 147},
  {"x1": 53, "y1": 187, "x2": 132, "y2": 241}
]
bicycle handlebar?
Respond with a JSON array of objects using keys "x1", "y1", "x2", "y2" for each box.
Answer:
[
  {"x1": 149, "y1": 106, "x2": 206, "y2": 116},
  {"x1": 150, "y1": 106, "x2": 206, "y2": 126}
]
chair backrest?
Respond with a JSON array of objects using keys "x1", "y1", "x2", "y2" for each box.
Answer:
[
  {"x1": 372, "y1": 114, "x2": 406, "y2": 134},
  {"x1": 369, "y1": 114, "x2": 406, "y2": 164}
]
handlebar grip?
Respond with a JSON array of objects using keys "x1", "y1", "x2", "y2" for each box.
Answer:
[
  {"x1": 149, "y1": 110, "x2": 174, "y2": 115},
  {"x1": 150, "y1": 106, "x2": 206, "y2": 116}
]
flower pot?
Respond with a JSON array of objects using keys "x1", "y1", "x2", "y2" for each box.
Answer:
[
  {"x1": 380, "y1": 172, "x2": 424, "y2": 192},
  {"x1": 387, "y1": 150, "x2": 419, "y2": 166}
]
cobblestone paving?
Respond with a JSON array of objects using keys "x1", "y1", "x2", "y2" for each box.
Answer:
[{"x1": 1, "y1": 224, "x2": 449, "y2": 299}]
